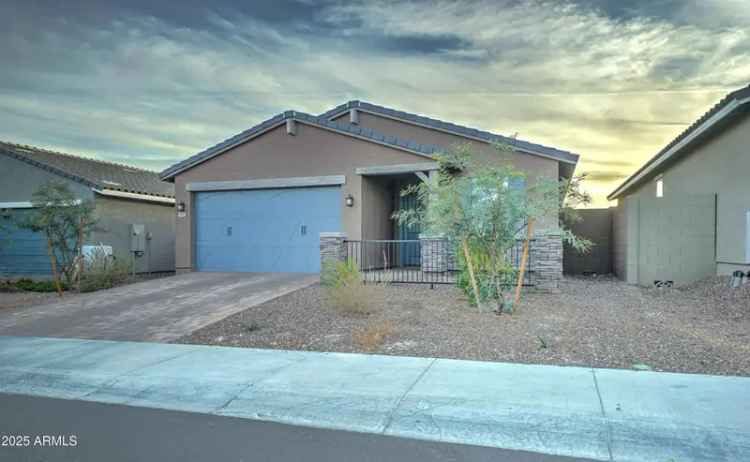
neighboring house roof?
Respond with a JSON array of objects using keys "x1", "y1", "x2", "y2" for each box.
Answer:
[
  {"x1": 608, "y1": 83, "x2": 750, "y2": 200},
  {"x1": 160, "y1": 111, "x2": 442, "y2": 181},
  {"x1": 0, "y1": 141, "x2": 174, "y2": 200},
  {"x1": 319, "y1": 100, "x2": 580, "y2": 165}
]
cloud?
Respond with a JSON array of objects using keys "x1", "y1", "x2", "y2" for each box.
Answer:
[
  {"x1": 579, "y1": 170, "x2": 630, "y2": 183},
  {"x1": 0, "y1": 0, "x2": 747, "y2": 208}
]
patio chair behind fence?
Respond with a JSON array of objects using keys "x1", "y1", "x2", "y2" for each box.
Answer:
[{"x1": 343, "y1": 239, "x2": 535, "y2": 287}]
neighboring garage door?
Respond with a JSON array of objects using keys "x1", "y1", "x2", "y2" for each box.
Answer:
[
  {"x1": 637, "y1": 194, "x2": 716, "y2": 286},
  {"x1": 194, "y1": 187, "x2": 341, "y2": 273},
  {"x1": 0, "y1": 209, "x2": 51, "y2": 276}
]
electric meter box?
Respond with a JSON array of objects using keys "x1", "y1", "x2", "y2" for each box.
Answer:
[{"x1": 130, "y1": 224, "x2": 146, "y2": 252}]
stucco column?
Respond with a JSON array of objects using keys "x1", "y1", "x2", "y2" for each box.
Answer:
[
  {"x1": 320, "y1": 232, "x2": 347, "y2": 269},
  {"x1": 530, "y1": 232, "x2": 563, "y2": 291},
  {"x1": 420, "y1": 235, "x2": 448, "y2": 272}
]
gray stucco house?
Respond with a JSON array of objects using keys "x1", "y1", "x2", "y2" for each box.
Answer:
[
  {"x1": 0, "y1": 142, "x2": 176, "y2": 276},
  {"x1": 609, "y1": 84, "x2": 750, "y2": 286},
  {"x1": 160, "y1": 101, "x2": 580, "y2": 289}
]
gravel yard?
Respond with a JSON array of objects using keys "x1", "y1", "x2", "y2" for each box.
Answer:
[
  {"x1": 176, "y1": 276, "x2": 750, "y2": 376},
  {"x1": 0, "y1": 291, "x2": 63, "y2": 311}
]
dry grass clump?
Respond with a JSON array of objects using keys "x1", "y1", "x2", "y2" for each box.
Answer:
[
  {"x1": 325, "y1": 281, "x2": 386, "y2": 315},
  {"x1": 353, "y1": 320, "x2": 394, "y2": 352},
  {"x1": 321, "y1": 260, "x2": 386, "y2": 315}
]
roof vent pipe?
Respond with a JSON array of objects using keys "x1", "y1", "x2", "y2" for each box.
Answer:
[{"x1": 349, "y1": 108, "x2": 359, "y2": 125}]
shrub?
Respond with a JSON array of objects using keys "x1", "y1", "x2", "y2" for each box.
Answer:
[
  {"x1": 78, "y1": 249, "x2": 131, "y2": 293},
  {"x1": 322, "y1": 259, "x2": 385, "y2": 315},
  {"x1": 353, "y1": 320, "x2": 394, "y2": 352},
  {"x1": 14, "y1": 278, "x2": 66, "y2": 292},
  {"x1": 0, "y1": 280, "x2": 21, "y2": 293},
  {"x1": 321, "y1": 259, "x2": 358, "y2": 288},
  {"x1": 456, "y1": 244, "x2": 517, "y2": 309}
]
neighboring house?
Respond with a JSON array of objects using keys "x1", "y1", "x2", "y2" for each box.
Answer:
[
  {"x1": 608, "y1": 84, "x2": 750, "y2": 286},
  {"x1": 160, "y1": 101, "x2": 579, "y2": 289},
  {"x1": 0, "y1": 142, "x2": 176, "y2": 276}
]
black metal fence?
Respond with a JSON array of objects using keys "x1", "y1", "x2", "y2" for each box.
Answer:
[{"x1": 343, "y1": 239, "x2": 535, "y2": 286}]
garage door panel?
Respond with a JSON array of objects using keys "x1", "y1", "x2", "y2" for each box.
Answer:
[{"x1": 194, "y1": 187, "x2": 341, "y2": 273}]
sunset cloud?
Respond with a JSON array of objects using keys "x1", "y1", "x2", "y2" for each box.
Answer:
[{"x1": 0, "y1": 0, "x2": 747, "y2": 205}]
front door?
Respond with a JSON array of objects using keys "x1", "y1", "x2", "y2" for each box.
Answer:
[{"x1": 398, "y1": 187, "x2": 422, "y2": 266}]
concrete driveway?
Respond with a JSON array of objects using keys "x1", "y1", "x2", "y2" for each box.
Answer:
[{"x1": 0, "y1": 272, "x2": 317, "y2": 342}]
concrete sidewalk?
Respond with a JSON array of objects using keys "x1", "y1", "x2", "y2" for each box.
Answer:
[{"x1": 0, "y1": 336, "x2": 748, "y2": 462}]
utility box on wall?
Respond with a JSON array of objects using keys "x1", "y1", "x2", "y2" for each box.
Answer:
[{"x1": 130, "y1": 224, "x2": 146, "y2": 253}]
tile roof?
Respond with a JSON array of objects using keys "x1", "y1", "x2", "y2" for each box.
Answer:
[
  {"x1": 608, "y1": 83, "x2": 750, "y2": 199},
  {"x1": 0, "y1": 141, "x2": 174, "y2": 198},
  {"x1": 319, "y1": 100, "x2": 580, "y2": 164},
  {"x1": 160, "y1": 111, "x2": 442, "y2": 180}
]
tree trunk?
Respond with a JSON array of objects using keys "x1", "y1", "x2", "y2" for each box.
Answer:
[
  {"x1": 487, "y1": 242, "x2": 504, "y2": 314},
  {"x1": 76, "y1": 217, "x2": 84, "y2": 292},
  {"x1": 513, "y1": 219, "x2": 535, "y2": 308},
  {"x1": 46, "y1": 238, "x2": 63, "y2": 297},
  {"x1": 461, "y1": 238, "x2": 483, "y2": 312}
]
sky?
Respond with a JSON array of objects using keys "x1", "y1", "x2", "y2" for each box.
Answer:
[{"x1": 0, "y1": 0, "x2": 748, "y2": 206}]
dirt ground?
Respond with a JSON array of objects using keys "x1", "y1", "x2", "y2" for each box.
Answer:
[{"x1": 177, "y1": 275, "x2": 750, "y2": 376}]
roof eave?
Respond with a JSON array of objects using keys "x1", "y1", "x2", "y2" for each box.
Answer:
[
  {"x1": 159, "y1": 118, "x2": 288, "y2": 181},
  {"x1": 93, "y1": 188, "x2": 175, "y2": 204},
  {"x1": 160, "y1": 113, "x2": 440, "y2": 181}
]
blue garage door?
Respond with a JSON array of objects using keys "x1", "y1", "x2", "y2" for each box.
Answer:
[
  {"x1": 194, "y1": 187, "x2": 341, "y2": 273},
  {"x1": 0, "y1": 209, "x2": 52, "y2": 276}
]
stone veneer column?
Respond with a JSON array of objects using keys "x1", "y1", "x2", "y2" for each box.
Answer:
[
  {"x1": 320, "y1": 232, "x2": 347, "y2": 269},
  {"x1": 420, "y1": 235, "x2": 448, "y2": 272},
  {"x1": 530, "y1": 232, "x2": 563, "y2": 291}
]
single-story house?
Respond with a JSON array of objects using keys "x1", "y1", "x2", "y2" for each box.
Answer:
[
  {"x1": 0, "y1": 142, "x2": 176, "y2": 276},
  {"x1": 160, "y1": 101, "x2": 580, "y2": 289},
  {"x1": 608, "y1": 84, "x2": 750, "y2": 286}
]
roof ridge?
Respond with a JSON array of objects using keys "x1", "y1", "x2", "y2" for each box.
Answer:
[
  {"x1": 317, "y1": 100, "x2": 579, "y2": 163},
  {"x1": 0, "y1": 140, "x2": 160, "y2": 175}
]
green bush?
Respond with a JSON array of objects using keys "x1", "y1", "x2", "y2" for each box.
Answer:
[
  {"x1": 321, "y1": 259, "x2": 360, "y2": 288},
  {"x1": 78, "y1": 250, "x2": 131, "y2": 293},
  {"x1": 455, "y1": 244, "x2": 517, "y2": 310},
  {"x1": 14, "y1": 278, "x2": 66, "y2": 292}
]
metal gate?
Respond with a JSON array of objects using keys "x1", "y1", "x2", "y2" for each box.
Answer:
[{"x1": 344, "y1": 239, "x2": 535, "y2": 286}]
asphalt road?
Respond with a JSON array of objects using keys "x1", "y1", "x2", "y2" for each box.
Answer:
[{"x1": 0, "y1": 393, "x2": 597, "y2": 462}]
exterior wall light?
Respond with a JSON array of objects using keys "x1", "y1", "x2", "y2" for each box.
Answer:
[
  {"x1": 345, "y1": 194, "x2": 354, "y2": 207},
  {"x1": 177, "y1": 201, "x2": 186, "y2": 213}
]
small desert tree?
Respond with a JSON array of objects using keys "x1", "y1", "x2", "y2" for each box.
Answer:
[
  {"x1": 18, "y1": 182, "x2": 97, "y2": 295},
  {"x1": 396, "y1": 143, "x2": 590, "y2": 313}
]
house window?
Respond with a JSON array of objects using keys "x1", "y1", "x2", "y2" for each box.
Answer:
[{"x1": 656, "y1": 177, "x2": 664, "y2": 198}]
